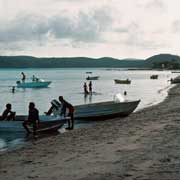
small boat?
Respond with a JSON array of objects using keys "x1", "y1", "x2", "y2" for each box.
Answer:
[
  {"x1": 16, "y1": 79, "x2": 51, "y2": 88},
  {"x1": 86, "y1": 76, "x2": 99, "y2": 80},
  {"x1": 150, "y1": 75, "x2": 158, "y2": 79},
  {"x1": 74, "y1": 99, "x2": 140, "y2": 120},
  {"x1": 114, "y1": 79, "x2": 131, "y2": 84},
  {"x1": 170, "y1": 77, "x2": 180, "y2": 84},
  {"x1": 86, "y1": 72, "x2": 92, "y2": 74},
  {"x1": 0, "y1": 115, "x2": 67, "y2": 132}
]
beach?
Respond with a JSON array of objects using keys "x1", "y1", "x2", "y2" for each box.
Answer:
[{"x1": 1, "y1": 84, "x2": 180, "y2": 180}]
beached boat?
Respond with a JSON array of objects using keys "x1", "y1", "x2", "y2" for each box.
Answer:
[
  {"x1": 86, "y1": 76, "x2": 99, "y2": 80},
  {"x1": 150, "y1": 75, "x2": 158, "y2": 79},
  {"x1": 0, "y1": 116, "x2": 67, "y2": 132},
  {"x1": 114, "y1": 79, "x2": 131, "y2": 84},
  {"x1": 170, "y1": 77, "x2": 180, "y2": 84},
  {"x1": 16, "y1": 79, "x2": 51, "y2": 88},
  {"x1": 74, "y1": 99, "x2": 140, "y2": 120}
]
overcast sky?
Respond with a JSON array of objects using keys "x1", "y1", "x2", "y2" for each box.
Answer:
[{"x1": 0, "y1": 0, "x2": 180, "y2": 59}]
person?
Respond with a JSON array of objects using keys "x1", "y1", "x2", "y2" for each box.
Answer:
[
  {"x1": 89, "y1": 81, "x2": 92, "y2": 94},
  {"x1": 45, "y1": 99, "x2": 61, "y2": 116},
  {"x1": 83, "y1": 82, "x2": 89, "y2": 94},
  {"x1": 12, "y1": 86, "x2": 15, "y2": 93},
  {"x1": 59, "y1": 96, "x2": 74, "y2": 130},
  {"x1": 1, "y1": 104, "x2": 16, "y2": 120},
  {"x1": 124, "y1": 91, "x2": 127, "y2": 96},
  {"x1": 32, "y1": 75, "x2": 36, "y2": 81},
  {"x1": 23, "y1": 102, "x2": 39, "y2": 137},
  {"x1": 21, "y1": 72, "x2": 26, "y2": 82}
]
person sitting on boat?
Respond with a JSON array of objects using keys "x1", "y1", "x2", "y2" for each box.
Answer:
[
  {"x1": 21, "y1": 72, "x2": 26, "y2": 82},
  {"x1": 84, "y1": 82, "x2": 89, "y2": 94},
  {"x1": 45, "y1": 99, "x2": 61, "y2": 116},
  {"x1": 1, "y1": 103, "x2": 16, "y2": 120},
  {"x1": 23, "y1": 102, "x2": 39, "y2": 137},
  {"x1": 59, "y1": 96, "x2": 74, "y2": 130}
]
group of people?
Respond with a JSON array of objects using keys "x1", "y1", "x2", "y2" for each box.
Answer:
[
  {"x1": 1, "y1": 96, "x2": 74, "y2": 137},
  {"x1": 84, "y1": 81, "x2": 92, "y2": 94}
]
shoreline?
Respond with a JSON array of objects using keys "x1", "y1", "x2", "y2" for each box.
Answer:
[{"x1": 1, "y1": 84, "x2": 180, "y2": 179}]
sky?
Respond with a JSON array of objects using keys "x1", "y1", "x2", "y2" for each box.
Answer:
[{"x1": 0, "y1": 0, "x2": 180, "y2": 59}]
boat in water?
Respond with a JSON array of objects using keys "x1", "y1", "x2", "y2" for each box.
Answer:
[
  {"x1": 0, "y1": 116, "x2": 67, "y2": 132},
  {"x1": 114, "y1": 79, "x2": 131, "y2": 84},
  {"x1": 16, "y1": 79, "x2": 51, "y2": 88},
  {"x1": 150, "y1": 75, "x2": 158, "y2": 79},
  {"x1": 86, "y1": 76, "x2": 99, "y2": 80},
  {"x1": 74, "y1": 99, "x2": 140, "y2": 120}
]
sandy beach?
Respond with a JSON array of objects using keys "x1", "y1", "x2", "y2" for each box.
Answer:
[{"x1": 1, "y1": 84, "x2": 180, "y2": 180}]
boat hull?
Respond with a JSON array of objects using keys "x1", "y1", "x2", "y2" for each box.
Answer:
[
  {"x1": 0, "y1": 115, "x2": 67, "y2": 132},
  {"x1": 17, "y1": 81, "x2": 51, "y2": 88},
  {"x1": 86, "y1": 76, "x2": 99, "y2": 80},
  {"x1": 74, "y1": 100, "x2": 140, "y2": 120}
]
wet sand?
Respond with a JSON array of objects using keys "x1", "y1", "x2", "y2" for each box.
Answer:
[{"x1": 1, "y1": 85, "x2": 180, "y2": 180}]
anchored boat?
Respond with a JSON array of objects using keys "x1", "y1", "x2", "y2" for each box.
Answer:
[
  {"x1": 114, "y1": 79, "x2": 131, "y2": 84},
  {"x1": 16, "y1": 79, "x2": 51, "y2": 88}
]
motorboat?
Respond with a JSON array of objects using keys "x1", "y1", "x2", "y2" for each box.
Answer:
[
  {"x1": 74, "y1": 99, "x2": 140, "y2": 120},
  {"x1": 114, "y1": 79, "x2": 131, "y2": 84},
  {"x1": 0, "y1": 115, "x2": 67, "y2": 132},
  {"x1": 86, "y1": 76, "x2": 99, "y2": 80},
  {"x1": 150, "y1": 75, "x2": 158, "y2": 79},
  {"x1": 16, "y1": 79, "x2": 51, "y2": 88}
]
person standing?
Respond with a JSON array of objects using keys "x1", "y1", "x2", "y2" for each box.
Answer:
[
  {"x1": 21, "y1": 72, "x2": 26, "y2": 82},
  {"x1": 83, "y1": 82, "x2": 89, "y2": 94},
  {"x1": 59, "y1": 96, "x2": 74, "y2": 130},
  {"x1": 23, "y1": 102, "x2": 39, "y2": 137},
  {"x1": 89, "y1": 81, "x2": 92, "y2": 94}
]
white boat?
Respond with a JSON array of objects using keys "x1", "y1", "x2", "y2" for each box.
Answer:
[
  {"x1": 16, "y1": 79, "x2": 51, "y2": 88},
  {"x1": 74, "y1": 99, "x2": 140, "y2": 120},
  {"x1": 0, "y1": 115, "x2": 67, "y2": 132}
]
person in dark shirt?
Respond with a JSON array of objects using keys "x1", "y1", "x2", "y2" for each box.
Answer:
[
  {"x1": 83, "y1": 82, "x2": 89, "y2": 94},
  {"x1": 59, "y1": 96, "x2": 74, "y2": 130},
  {"x1": 89, "y1": 81, "x2": 92, "y2": 94},
  {"x1": 1, "y1": 103, "x2": 16, "y2": 120},
  {"x1": 23, "y1": 102, "x2": 39, "y2": 136},
  {"x1": 21, "y1": 72, "x2": 26, "y2": 82}
]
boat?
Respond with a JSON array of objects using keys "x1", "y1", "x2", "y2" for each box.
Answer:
[
  {"x1": 74, "y1": 99, "x2": 140, "y2": 120},
  {"x1": 150, "y1": 75, "x2": 158, "y2": 79},
  {"x1": 86, "y1": 72, "x2": 92, "y2": 74},
  {"x1": 86, "y1": 76, "x2": 99, "y2": 80},
  {"x1": 114, "y1": 79, "x2": 131, "y2": 84},
  {"x1": 170, "y1": 77, "x2": 180, "y2": 84},
  {"x1": 16, "y1": 79, "x2": 51, "y2": 88},
  {"x1": 0, "y1": 115, "x2": 67, "y2": 132}
]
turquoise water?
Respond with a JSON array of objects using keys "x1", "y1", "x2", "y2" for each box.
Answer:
[{"x1": 0, "y1": 68, "x2": 177, "y2": 151}]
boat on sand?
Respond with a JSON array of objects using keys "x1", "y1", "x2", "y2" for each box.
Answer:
[
  {"x1": 74, "y1": 99, "x2": 140, "y2": 120},
  {"x1": 16, "y1": 79, "x2": 51, "y2": 88},
  {"x1": 0, "y1": 116, "x2": 67, "y2": 132}
]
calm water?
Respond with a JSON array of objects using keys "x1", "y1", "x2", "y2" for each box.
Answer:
[{"x1": 0, "y1": 68, "x2": 177, "y2": 151}]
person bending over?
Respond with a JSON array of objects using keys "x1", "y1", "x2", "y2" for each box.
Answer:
[
  {"x1": 1, "y1": 103, "x2": 16, "y2": 120},
  {"x1": 23, "y1": 102, "x2": 39, "y2": 136},
  {"x1": 59, "y1": 96, "x2": 74, "y2": 130}
]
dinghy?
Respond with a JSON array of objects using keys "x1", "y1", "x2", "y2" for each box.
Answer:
[{"x1": 114, "y1": 79, "x2": 131, "y2": 84}]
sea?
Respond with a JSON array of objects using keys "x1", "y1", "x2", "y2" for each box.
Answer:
[{"x1": 0, "y1": 68, "x2": 178, "y2": 151}]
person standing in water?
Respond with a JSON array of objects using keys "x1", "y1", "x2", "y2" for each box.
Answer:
[
  {"x1": 21, "y1": 72, "x2": 26, "y2": 82},
  {"x1": 83, "y1": 82, "x2": 89, "y2": 94},
  {"x1": 1, "y1": 103, "x2": 16, "y2": 120},
  {"x1": 89, "y1": 81, "x2": 92, "y2": 94}
]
